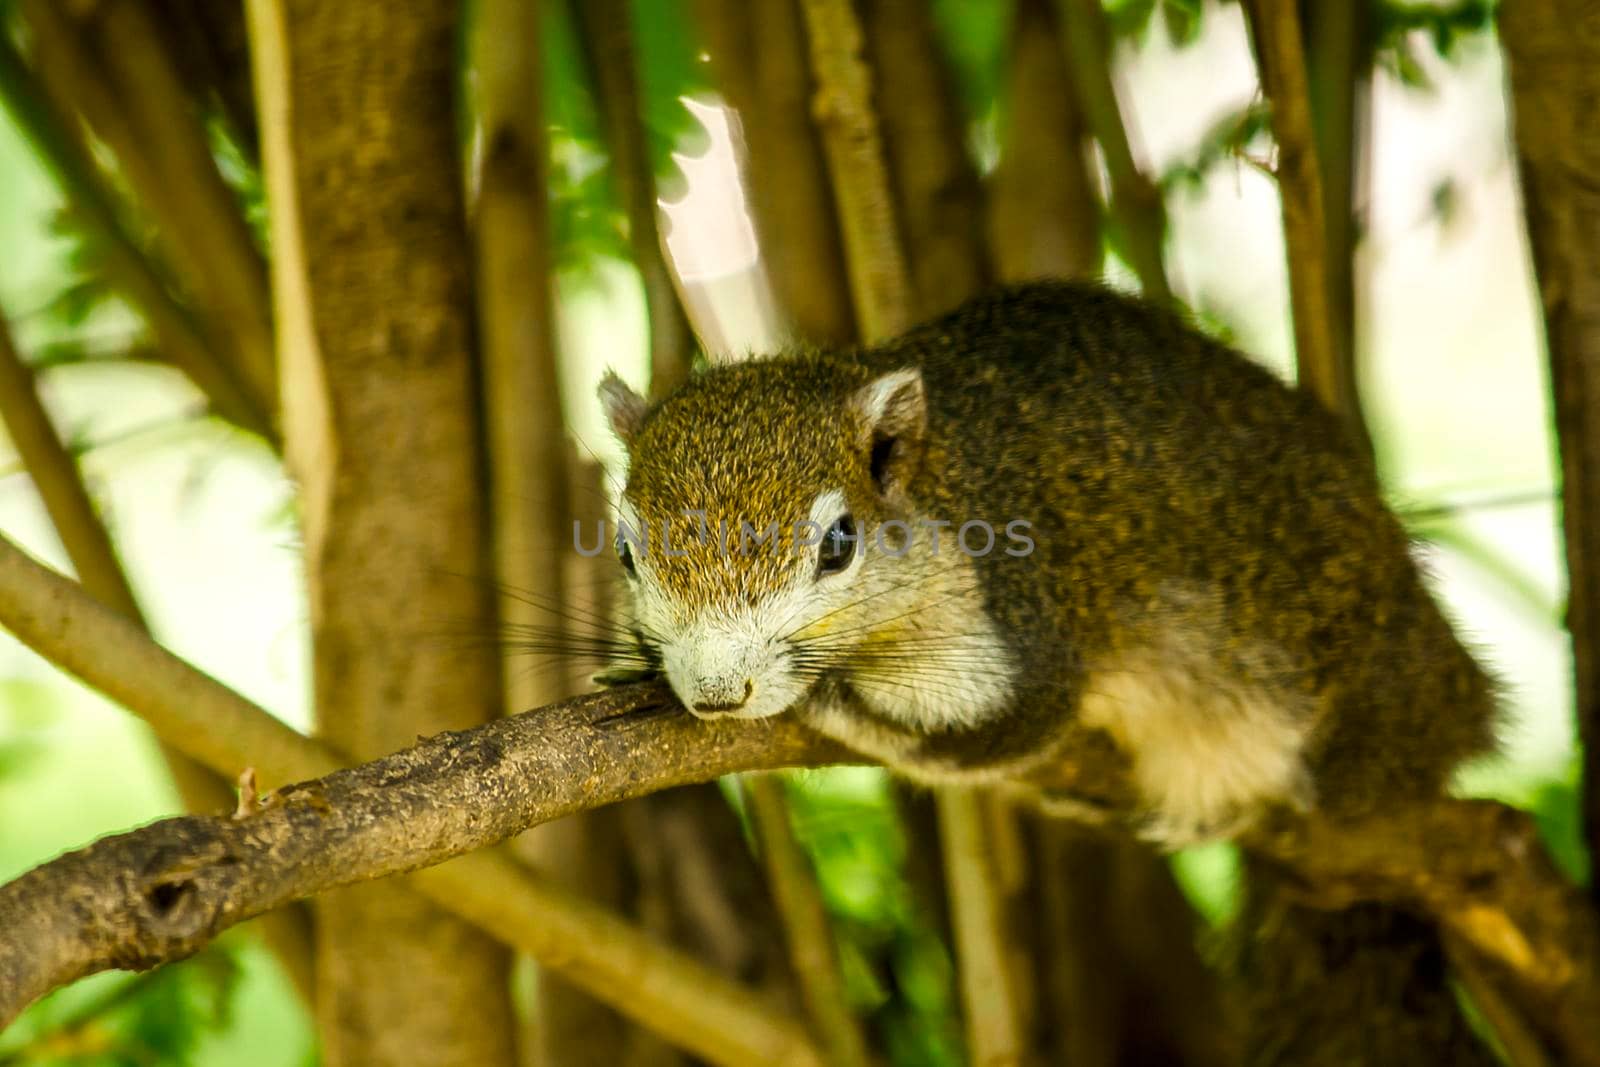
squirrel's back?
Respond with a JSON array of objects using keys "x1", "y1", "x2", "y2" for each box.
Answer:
[{"x1": 854, "y1": 282, "x2": 1497, "y2": 832}]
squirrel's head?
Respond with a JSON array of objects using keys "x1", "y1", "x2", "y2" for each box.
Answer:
[{"x1": 598, "y1": 356, "x2": 929, "y2": 721}]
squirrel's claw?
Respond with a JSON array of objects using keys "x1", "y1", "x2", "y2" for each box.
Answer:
[{"x1": 592, "y1": 665, "x2": 661, "y2": 688}]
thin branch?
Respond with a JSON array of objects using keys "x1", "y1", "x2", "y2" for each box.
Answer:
[
  {"x1": 0, "y1": 531, "x2": 838, "y2": 1066},
  {"x1": 1242, "y1": 0, "x2": 1357, "y2": 427},
  {"x1": 794, "y1": 5, "x2": 1024, "y2": 1059},
  {"x1": 795, "y1": 0, "x2": 915, "y2": 341},
  {"x1": 471, "y1": 0, "x2": 572, "y2": 718},
  {"x1": 937, "y1": 789, "x2": 1027, "y2": 1065},
  {"x1": 571, "y1": 0, "x2": 695, "y2": 396},
  {"x1": 1499, "y1": 0, "x2": 1600, "y2": 915},
  {"x1": 0, "y1": 312, "x2": 313, "y2": 1003},
  {"x1": 745, "y1": 775, "x2": 872, "y2": 1067},
  {"x1": 860, "y1": 0, "x2": 990, "y2": 316},
  {"x1": 1055, "y1": 0, "x2": 1172, "y2": 303},
  {"x1": 0, "y1": 31, "x2": 273, "y2": 441},
  {"x1": 1302, "y1": 0, "x2": 1372, "y2": 447}
]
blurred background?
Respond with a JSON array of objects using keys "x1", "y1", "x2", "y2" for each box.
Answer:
[{"x1": 0, "y1": 1, "x2": 1582, "y2": 1064}]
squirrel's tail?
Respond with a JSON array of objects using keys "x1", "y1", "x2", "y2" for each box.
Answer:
[{"x1": 1233, "y1": 861, "x2": 1498, "y2": 1066}]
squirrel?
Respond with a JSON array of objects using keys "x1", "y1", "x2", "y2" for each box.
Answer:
[{"x1": 597, "y1": 280, "x2": 1499, "y2": 849}]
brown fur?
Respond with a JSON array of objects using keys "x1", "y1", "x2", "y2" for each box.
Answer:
[{"x1": 619, "y1": 281, "x2": 1498, "y2": 819}]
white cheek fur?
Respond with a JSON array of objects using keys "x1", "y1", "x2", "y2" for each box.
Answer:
[{"x1": 617, "y1": 491, "x2": 1019, "y2": 741}]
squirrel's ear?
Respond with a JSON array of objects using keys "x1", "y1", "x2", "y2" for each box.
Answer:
[
  {"x1": 598, "y1": 372, "x2": 648, "y2": 445},
  {"x1": 851, "y1": 368, "x2": 926, "y2": 498}
]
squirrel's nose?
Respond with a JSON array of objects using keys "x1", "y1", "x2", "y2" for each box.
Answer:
[{"x1": 692, "y1": 679, "x2": 754, "y2": 715}]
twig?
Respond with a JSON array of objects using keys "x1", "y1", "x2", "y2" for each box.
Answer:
[
  {"x1": 1301, "y1": 0, "x2": 1372, "y2": 448},
  {"x1": 1055, "y1": 0, "x2": 1172, "y2": 303},
  {"x1": 470, "y1": 0, "x2": 572, "y2": 718},
  {"x1": 796, "y1": 0, "x2": 915, "y2": 341},
  {"x1": 0, "y1": 531, "x2": 839, "y2": 1065},
  {"x1": 745, "y1": 775, "x2": 872, "y2": 1067}
]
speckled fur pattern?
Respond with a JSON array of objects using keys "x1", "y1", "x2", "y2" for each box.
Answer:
[{"x1": 607, "y1": 281, "x2": 1500, "y2": 844}]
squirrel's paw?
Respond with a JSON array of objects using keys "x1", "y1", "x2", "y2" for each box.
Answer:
[
  {"x1": 1132, "y1": 768, "x2": 1317, "y2": 849},
  {"x1": 1032, "y1": 790, "x2": 1121, "y2": 828},
  {"x1": 591, "y1": 665, "x2": 661, "y2": 688}
]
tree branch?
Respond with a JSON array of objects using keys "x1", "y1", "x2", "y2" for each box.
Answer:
[
  {"x1": 1242, "y1": 0, "x2": 1358, "y2": 429},
  {"x1": 745, "y1": 775, "x2": 871, "y2": 1067},
  {"x1": 796, "y1": 0, "x2": 915, "y2": 340},
  {"x1": 989, "y1": 0, "x2": 1103, "y2": 283},
  {"x1": 572, "y1": 0, "x2": 695, "y2": 396},
  {"x1": 937, "y1": 789, "x2": 1027, "y2": 1063},
  {"x1": 0, "y1": 680, "x2": 840, "y2": 1056},
  {"x1": 692, "y1": 0, "x2": 856, "y2": 344},
  {"x1": 1055, "y1": 0, "x2": 1172, "y2": 303},
  {"x1": 860, "y1": 0, "x2": 990, "y2": 317},
  {"x1": 0, "y1": 531, "x2": 837, "y2": 1065},
  {"x1": 19, "y1": 0, "x2": 278, "y2": 419},
  {"x1": 0, "y1": 311, "x2": 313, "y2": 1004},
  {"x1": 1249, "y1": 805, "x2": 1600, "y2": 1067},
  {"x1": 1499, "y1": 0, "x2": 1600, "y2": 914}
]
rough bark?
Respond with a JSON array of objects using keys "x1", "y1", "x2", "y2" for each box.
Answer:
[
  {"x1": 692, "y1": 0, "x2": 856, "y2": 344},
  {"x1": 0, "y1": 530, "x2": 834, "y2": 1066},
  {"x1": 1500, "y1": 0, "x2": 1600, "y2": 912},
  {"x1": 989, "y1": 0, "x2": 1102, "y2": 283},
  {"x1": 245, "y1": 3, "x2": 516, "y2": 1064},
  {"x1": 860, "y1": 0, "x2": 990, "y2": 317}
]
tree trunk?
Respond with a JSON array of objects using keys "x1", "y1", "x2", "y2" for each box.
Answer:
[
  {"x1": 694, "y1": 0, "x2": 856, "y2": 344},
  {"x1": 1500, "y1": 0, "x2": 1600, "y2": 909},
  {"x1": 860, "y1": 0, "x2": 990, "y2": 317},
  {"x1": 248, "y1": 2, "x2": 517, "y2": 1063},
  {"x1": 989, "y1": 0, "x2": 1102, "y2": 283}
]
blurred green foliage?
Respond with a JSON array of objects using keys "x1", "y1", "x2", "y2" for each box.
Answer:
[
  {"x1": 784, "y1": 770, "x2": 965, "y2": 1067},
  {"x1": 0, "y1": 951, "x2": 238, "y2": 1067}
]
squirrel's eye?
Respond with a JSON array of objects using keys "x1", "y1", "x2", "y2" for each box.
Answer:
[
  {"x1": 817, "y1": 514, "x2": 858, "y2": 577},
  {"x1": 616, "y1": 534, "x2": 637, "y2": 577}
]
